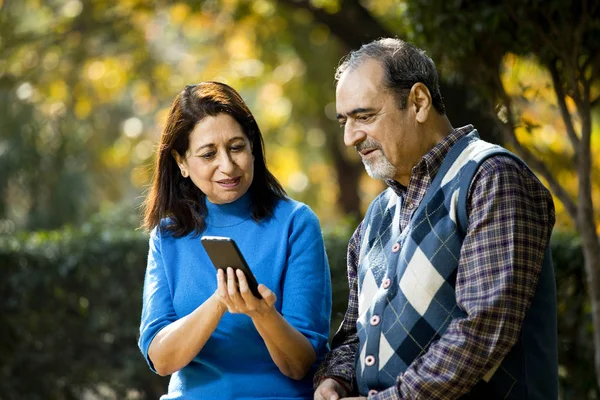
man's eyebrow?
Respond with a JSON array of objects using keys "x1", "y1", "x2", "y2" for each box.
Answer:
[{"x1": 336, "y1": 107, "x2": 377, "y2": 120}]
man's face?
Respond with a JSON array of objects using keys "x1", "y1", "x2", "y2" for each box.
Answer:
[{"x1": 335, "y1": 59, "x2": 421, "y2": 185}]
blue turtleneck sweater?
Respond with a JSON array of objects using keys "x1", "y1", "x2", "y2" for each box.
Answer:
[{"x1": 139, "y1": 194, "x2": 332, "y2": 399}]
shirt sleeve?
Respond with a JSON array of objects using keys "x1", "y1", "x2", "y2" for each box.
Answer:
[
  {"x1": 374, "y1": 156, "x2": 555, "y2": 400},
  {"x1": 138, "y1": 227, "x2": 178, "y2": 373},
  {"x1": 280, "y1": 205, "x2": 332, "y2": 362},
  {"x1": 313, "y1": 222, "x2": 363, "y2": 394}
]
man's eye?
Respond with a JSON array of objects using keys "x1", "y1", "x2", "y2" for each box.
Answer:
[
  {"x1": 357, "y1": 115, "x2": 371, "y2": 121},
  {"x1": 338, "y1": 121, "x2": 346, "y2": 128}
]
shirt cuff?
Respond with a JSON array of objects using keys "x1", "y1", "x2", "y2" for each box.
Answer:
[{"x1": 369, "y1": 385, "x2": 402, "y2": 400}]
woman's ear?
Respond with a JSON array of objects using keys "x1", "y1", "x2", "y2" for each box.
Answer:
[
  {"x1": 171, "y1": 150, "x2": 189, "y2": 178},
  {"x1": 409, "y1": 83, "x2": 432, "y2": 124}
]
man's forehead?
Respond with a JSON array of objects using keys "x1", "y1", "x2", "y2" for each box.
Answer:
[
  {"x1": 339, "y1": 59, "x2": 384, "y2": 84},
  {"x1": 337, "y1": 59, "x2": 384, "y2": 92},
  {"x1": 336, "y1": 73, "x2": 384, "y2": 116}
]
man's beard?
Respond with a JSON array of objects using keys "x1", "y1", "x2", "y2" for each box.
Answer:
[
  {"x1": 356, "y1": 139, "x2": 396, "y2": 180},
  {"x1": 363, "y1": 154, "x2": 396, "y2": 180}
]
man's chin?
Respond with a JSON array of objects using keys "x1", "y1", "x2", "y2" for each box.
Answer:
[{"x1": 364, "y1": 163, "x2": 396, "y2": 180}]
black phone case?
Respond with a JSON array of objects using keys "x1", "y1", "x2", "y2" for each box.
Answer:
[{"x1": 201, "y1": 236, "x2": 262, "y2": 299}]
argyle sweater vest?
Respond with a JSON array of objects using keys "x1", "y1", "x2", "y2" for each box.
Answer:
[{"x1": 355, "y1": 131, "x2": 557, "y2": 399}]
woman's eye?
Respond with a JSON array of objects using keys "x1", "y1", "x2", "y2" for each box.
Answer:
[
  {"x1": 230, "y1": 145, "x2": 245, "y2": 152},
  {"x1": 200, "y1": 152, "x2": 215, "y2": 159}
]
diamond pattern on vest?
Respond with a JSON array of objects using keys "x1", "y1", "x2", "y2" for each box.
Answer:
[{"x1": 399, "y1": 246, "x2": 445, "y2": 316}]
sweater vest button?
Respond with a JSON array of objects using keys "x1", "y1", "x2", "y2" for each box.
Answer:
[
  {"x1": 368, "y1": 389, "x2": 379, "y2": 396},
  {"x1": 365, "y1": 355, "x2": 376, "y2": 366},
  {"x1": 382, "y1": 278, "x2": 391, "y2": 289},
  {"x1": 392, "y1": 243, "x2": 401, "y2": 252},
  {"x1": 370, "y1": 315, "x2": 381, "y2": 326}
]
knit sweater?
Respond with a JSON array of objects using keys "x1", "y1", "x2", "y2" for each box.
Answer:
[{"x1": 138, "y1": 193, "x2": 332, "y2": 399}]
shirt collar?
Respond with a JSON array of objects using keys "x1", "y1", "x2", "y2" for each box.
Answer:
[{"x1": 385, "y1": 124, "x2": 475, "y2": 196}]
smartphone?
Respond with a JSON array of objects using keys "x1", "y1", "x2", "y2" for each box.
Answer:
[{"x1": 201, "y1": 236, "x2": 262, "y2": 299}]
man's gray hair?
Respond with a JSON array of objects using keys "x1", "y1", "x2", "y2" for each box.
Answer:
[{"x1": 335, "y1": 38, "x2": 446, "y2": 115}]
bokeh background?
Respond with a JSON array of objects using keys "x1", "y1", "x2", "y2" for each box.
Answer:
[{"x1": 1, "y1": 0, "x2": 599, "y2": 399}]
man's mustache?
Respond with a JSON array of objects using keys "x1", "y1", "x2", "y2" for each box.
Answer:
[{"x1": 355, "y1": 138, "x2": 382, "y2": 153}]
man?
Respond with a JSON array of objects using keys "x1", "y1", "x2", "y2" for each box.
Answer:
[{"x1": 314, "y1": 38, "x2": 557, "y2": 399}]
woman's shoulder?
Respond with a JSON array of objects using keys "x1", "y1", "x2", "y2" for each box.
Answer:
[
  {"x1": 274, "y1": 196, "x2": 314, "y2": 215},
  {"x1": 272, "y1": 197, "x2": 320, "y2": 225},
  {"x1": 150, "y1": 217, "x2": 178, "y2": 240}
]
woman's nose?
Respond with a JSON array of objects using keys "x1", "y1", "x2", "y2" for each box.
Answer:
[{"x1": 217, "y1": 151, "x2": 236, "y2": 173}]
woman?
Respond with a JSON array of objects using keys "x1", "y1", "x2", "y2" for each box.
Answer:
[{"x1": 138, "y1": 81, "x2": 332, "y2": 399}]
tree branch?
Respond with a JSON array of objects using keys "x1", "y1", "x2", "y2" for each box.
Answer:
[
  {"x1": 547, "y1": 59, "x2": 581, "y2": 150},
  {"x1": 276, "y1": 0, "x2": 394, "y2": 49},
  {"x1": 494, "y1": 74, "x2": 578, "y2": 221},
  {"x1": 576, "y1": 70, "x2": 595, "y2": 232}
]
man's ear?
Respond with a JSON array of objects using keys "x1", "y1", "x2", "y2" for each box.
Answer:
[{"x1": 409, "y1": 83, "x2": 432, "y2": 124}]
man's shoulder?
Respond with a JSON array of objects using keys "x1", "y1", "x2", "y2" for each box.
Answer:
[
  {"x1": 360, "y1": 188, "x2": 399, "y2": 228},
  {"x1": 368, "y1": 187, "x2": 396, "y2": 206}
]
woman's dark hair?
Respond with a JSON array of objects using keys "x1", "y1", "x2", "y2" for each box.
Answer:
[
  {"x1": 142, "y1": 81, "x2": 286, "y2": 237},
  {"x1": 335, "y1": 37, "x2": 446, "y2": 115}
]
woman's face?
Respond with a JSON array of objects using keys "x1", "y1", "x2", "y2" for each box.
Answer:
[{"x1": 174, "y1": 113, "x2": 254, "y2": 204}]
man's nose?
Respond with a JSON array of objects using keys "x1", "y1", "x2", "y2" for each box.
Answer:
[{"x1": 343, "y1": 121, "x2": 366, "y2": 147}]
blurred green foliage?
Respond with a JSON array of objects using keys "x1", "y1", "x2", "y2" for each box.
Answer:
[
  {"x1": 0, "y1": 211, "x2": 596, "y2": 398},
  {"x1": 0, "y1": 207, "x2": 165, "y2": 399},
  {"x1": 1, "y1": 0, "x2": 599, "y2": 398},
  {"x1": 553, "y1": 232, "x2": 599, "y2": 399}
]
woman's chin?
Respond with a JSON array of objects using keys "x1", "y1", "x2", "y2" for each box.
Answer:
[{"x1": 207, "y1": 189, "x2": 247, "y2": 205}]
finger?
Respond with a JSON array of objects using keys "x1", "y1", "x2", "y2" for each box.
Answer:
[
  {"x1": 327, "y1": 392, "x2": 340, "y2": 400},
  {"x1": 317, "y1": 380, "x2": 342, "y2": 400},
  {"x1": 217, "y1": 269, "x2": 238, "y2": 309},
  {"x1": 314, "y1": 387, "x2": 330, "y2": 400},
  {"x1": 217, "y1": 269, "x2": 228, "y2": 298},
  {"x1": 236, "y1": 269, "x2": 255, "y2": 303},
  {"x1": 258, "y1": 284, "x2": 277, "y2": 307},
  {"x1": 227, "y1": 267, "x2": 239, "y2": 298},
  {"x1": 317, "y1": 387, "x2": 339, "y2": 400},
  {"x1": 323, "y1": 389, "x2": 340, "y2": 400}
]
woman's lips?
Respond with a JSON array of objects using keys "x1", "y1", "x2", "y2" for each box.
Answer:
[{"x1": 216, "y1": 177, "x2": 241, "y2": 188}]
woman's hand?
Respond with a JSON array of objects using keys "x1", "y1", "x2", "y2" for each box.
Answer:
[
  {"x1": 216, "y1": 267, "x2": 277, "y2": 317},
  {"x1": 216, "y1": 267, "x2": 315, "y2": 380}
]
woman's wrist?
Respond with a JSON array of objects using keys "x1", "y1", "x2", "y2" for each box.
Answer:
[
  {"x1": 248, "y1": 306, "x2": 278, "y2": 323},
  {"x1": 210, "y1": 292, "x2": 228, "y2": 316}
]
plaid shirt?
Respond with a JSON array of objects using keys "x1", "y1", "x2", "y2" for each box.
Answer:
[{"x1": 314, "y1": 125, "x2": 555, "y2": 399}]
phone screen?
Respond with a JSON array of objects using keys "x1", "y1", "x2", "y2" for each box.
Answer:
[{"x1": 201, "y1": 236, "x2": 262, "y2": 299}]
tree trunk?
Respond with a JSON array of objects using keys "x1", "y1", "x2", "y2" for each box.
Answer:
[
  {"x1": 580, "y1": 232, "x2": 600, "y2": 387},
  {"x1": 325, "y1": 130, "x2": 363, "y2": 220}
]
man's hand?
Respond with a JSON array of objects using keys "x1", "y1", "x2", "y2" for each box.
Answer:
[
  {"x1": 341, "y1": 397, "x2": 367, "y2": 400},
  {"x1": 314, "y1": 378, "x2": 350, "y2": 400}
]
